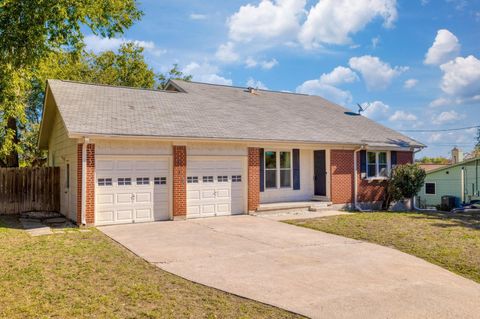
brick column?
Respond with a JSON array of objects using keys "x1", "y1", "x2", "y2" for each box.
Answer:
[
  {"x1": 173, "y1": 145, "x2": 187, "y2": 219},
  {"x1": 248, "y1": 147, "x2": 260, "y2": 212},
  {"x1": 76, "y1": 144, "x2": 83, "y2": 224},
  {"x1": 330, "y1": 150, "x2": 355, "y2": 205},
  {"x1": 76, "y1": 143, "x2": 95, "y2": 226},
  {"x1": 85, "y1": 144, "x2": 95, "y2": 225}
]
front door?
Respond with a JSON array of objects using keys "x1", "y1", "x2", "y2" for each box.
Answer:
[{"x1": 314, "y1": 150, "x2": 326, "y2": 196}]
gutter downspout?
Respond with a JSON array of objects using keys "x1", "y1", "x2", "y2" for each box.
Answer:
[
  {"x1": 81, "y1": 138, "x2": 89, "y2": 225},
  {"x1": 353, "y1": 145, "x2": 370, "y2": 212},
  {"x1": 461, "y1": 166, "x2": 465, "y2": 204}
]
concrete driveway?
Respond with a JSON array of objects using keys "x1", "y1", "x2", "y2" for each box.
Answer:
[{"x1": 99, "y1": 215, "x2": 480, "y2": 319}]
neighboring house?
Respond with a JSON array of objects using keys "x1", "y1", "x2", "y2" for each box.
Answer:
[
  {"x1": 38, "y1": 79, "x2": 423, "y2": 226},
  {"x1": 419, "y1": 157, "x2": 480, "y2": 208}
]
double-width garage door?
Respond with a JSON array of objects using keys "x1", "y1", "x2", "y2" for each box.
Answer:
[
  {"x1": 95, "y1": 157, "x2": 170, "y2": 225},
  {"x1": 187, "y1": 158, "x2": 246, "y2": 218}
]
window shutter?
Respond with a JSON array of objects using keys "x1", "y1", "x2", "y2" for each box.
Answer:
[
  {"x1": 391, "y1": 151, "x2": 397, "y2": 168},
  {"x1": 259, "y1": 148, "x2": 264, "y2": 192},
  {"x1": 293, "y1": 149, "x2": 300, "y2": 190},
  {"x1": 360, "y1": 150, "x2": 367, "y2": 179}
]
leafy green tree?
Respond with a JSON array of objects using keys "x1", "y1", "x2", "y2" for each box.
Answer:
[
  {"x1": 0, "y1": 0, "x2": 142, "y2": 167},
  {"x1": 383, "y1": 164, "x2": 427, "y2": 210},
  {"x1": 416, "y1": 156, "x2": 450, "y2": 164},
  {"x1": 157, "y1": 64, "x2": 192, "y2": 89}
]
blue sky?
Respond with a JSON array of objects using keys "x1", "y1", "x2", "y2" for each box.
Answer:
[{"x1": 84, "y1": 0, "x2": 480, "y2": 158}]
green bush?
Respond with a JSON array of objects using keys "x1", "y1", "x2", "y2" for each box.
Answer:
[{"x1": 384, "y1": 164, "x2": 426, "y2": 210}]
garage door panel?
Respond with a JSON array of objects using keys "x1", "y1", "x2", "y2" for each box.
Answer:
[
  {"x1": 117, "y1": 210, "x2": 133, "y2": 221},
  {"x1": 201, "y1": 190, "x2": 215, "y2": 199},
  {"x1": 97, "y1": 210, "x2": 115, "y2": 222},
  {"x1": 117, "y1": 193, "x2": 133, "y2": 203},
  {"x1": 97, "y1": 194, "x2": 114, "y2": 205},
  {"x1": 116, "y1": 161, "x2": 134, "y2": 170},
  {"x1": 135, "y1": 209, "x2": 152, "y2": 220},
  {"x1": 135, "y1": 192, "x2": 152, "y2": 203},
  {"x1": 216, "y1": 189, "x2": 230, "y2": 198},
  {"x1": 97, "y1": 160, "x2": 115, "y2": 171}
]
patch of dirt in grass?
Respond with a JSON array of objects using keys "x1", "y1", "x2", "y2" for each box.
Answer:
[
  {"x1": 0, "y1": 215, "x2": 303, "y2": 319},
  {"x1": 286, "y1": 212, "x2": 480, "y2": 283}
]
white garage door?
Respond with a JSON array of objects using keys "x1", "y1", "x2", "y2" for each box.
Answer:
[
  {"x1": 187, "y1": 158, "x2": 245, "y2": 218},
  {"x1": 95, "y1": 157, "x2": 170, "y2": 225}
]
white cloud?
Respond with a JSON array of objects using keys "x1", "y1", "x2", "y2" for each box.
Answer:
[
  {"x1": 389, "y1": 110, "x2": 417, "y2": 122},
  {"x1": 371, "y1": 36, "x2": 380, "y2": 49},
  {"x1": 299, "y1": 0, "x2": 397, "y2": 48},
  {"x1": 245, "y1": 57, "x2": 279, "y2": 70},
  {"x1": 404, "y1": 78, "x2": 418, "y2": 89},
  {"x1": 319, "y1": 66, "x2": 359, "y2": 85},
  {"x1": 429, "y1": 97, "x2": 452, "y2": 107},
  {"x1": 296, "y1": 81, "x2": 353, "y2": 105},
  {"x1": 424, "y1": 29, "x2": 460, "y2": 65},
  {"x1": 182, "y1": 62, "x2": 232, "y2": 85},
  {"x1": 349, "y1": 55, "x2": 408, "y2": 90},
  {"x1": 190, "y1": 13, "x2": 207, "y2": 20},
  {"x1": 432, "y1": 110, "x2": 464, "y2": 124},
  {"x1": 439, "y1": 55, "x2": 480, "y2": 99},
  {"x1": 360, "y1": 101, "x2": 390, "y2": 120},
  {"x1": 246, "y1": 78, "x2": 269, "y2": 90},
  {"x1": 84, "y1": 35, "x2": 166, "y2": 57},
  {"x1": 296, "y1": 66, "x2": 358, "y2": 105},
  {"x1": 228, "y1": 0, "x2": 306, "y2": 43},
  {"x1": 215, "y1": 42, "x2": 240, "y2": 63}
]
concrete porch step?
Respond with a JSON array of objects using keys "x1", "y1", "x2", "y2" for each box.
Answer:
[{"x1": 256, "y1": 201, "x2": 333, "y2": 213}]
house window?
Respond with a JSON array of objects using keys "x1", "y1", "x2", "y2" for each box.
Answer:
[
  {"x1": 232, "y1": 175, "x2": 242, "y2": 182},
  {"x1": 187, "y1": 176, "x2": 198, "y2": 183},
  {"x1": 203, "y1": 176, "x2": 214, "y2": 183},
  {"x1": 425, "y1": 182, "x2": 436, "y2": 195},
  {"x1": 367, "y1": 151, "x2": 389, "y2": 178},
  {"x1": 118, "y1": 178, "x2": 132, "y2": 186},
  {"x1": 98, "y1": 178, "x2": 112, "y2": 186},
  {"x1": 265, "y1": 151, "x2": 277, "y2": 189},
  {"x1": 264, "y1": 150, "x2": 292, "y2": 189},
  {"x1": 136, "y1": 177, "x2": 150, "y2": 185},
  {"x1": 280, "y1": 151, "x2": 291, "y2": 188},
  {"x1": 154, "y1": 177, "x2": 167, "y2": 185},
  {"x1": 217, "y1": 176, "x2": 228, "y2": 182}
]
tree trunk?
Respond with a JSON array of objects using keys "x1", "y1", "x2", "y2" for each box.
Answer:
[{"x1": 5, "y1": 117, "x2": 19, "y2": 167}]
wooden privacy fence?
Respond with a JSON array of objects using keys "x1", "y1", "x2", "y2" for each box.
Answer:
[{"x1": 0, "y1": 167, "x2": 60, "y2": 215}]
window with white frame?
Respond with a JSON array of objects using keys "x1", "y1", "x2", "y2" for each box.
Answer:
[
  {"x1": 367, "y1": 151, "x2": 389, "y2": 178},
  {"x1": 264, "y1": 150, "x2": 292, "y2": 189},
  {"x1": 136, "y1": 177, "x2": 150, "y2": 185},
  {"x1": 232, "y1": 175, "x2": 242, "y2": 182},
  {"x1": 118, "y1": 178, "x2": 132, "y2": 186},
  {"x1": 187, "y1": 176, "x2": 198, "y2": 183},
  {"x1": 154, "y1": 177, "x2": 166, "y2": 185},
  {"x1": 98, "y1": 178, "x2": 112, "y2": 186},
  {"x1": 425, "y1": 182, "x2": 436, "y2": 195}
]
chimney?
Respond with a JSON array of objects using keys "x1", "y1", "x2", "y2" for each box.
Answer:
[{"x1": 451, "y1": 147, "x2": 464, "y2": 164}]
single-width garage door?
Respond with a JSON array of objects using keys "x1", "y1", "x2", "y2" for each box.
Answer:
[
  {"x1": 95, "y1": 157, "x2": 170, "y2": 225},
  {"x1": 187, "y1": 158, "x2": 246, "y2": 218}
]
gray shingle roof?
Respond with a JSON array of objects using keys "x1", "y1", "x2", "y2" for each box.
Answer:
[{"x1": 46, "y1": 79, "x2": 424, "y2": 148}]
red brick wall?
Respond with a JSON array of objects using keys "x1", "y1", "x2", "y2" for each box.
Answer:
[
  {"x1": 397, "y1": 151, "x2": 413, "y2": 165},
  {"x1": 248, "y1": 147, "x2": 260, "y2": 212},
  {"x1": 76, "y1": 144, "x2": 83, "y2": 224},
  {"x1": 173, "y1": 145, "x2": 187, "y2": 217},
  {"x1": 85, "y1": 144, "x2": 95, "y2": 225},
  {"x1": 330, "y1": 150, "x2": 414, "y2": 205},
  {"x1": 330, "y1": 150, "x2": 355, "y2": 204}
]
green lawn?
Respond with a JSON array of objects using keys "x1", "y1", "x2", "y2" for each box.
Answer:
[
  {"x1": 0, "y1": 216, "x2": 302, "y2": 319},
  {"x1": 287, "y1": 212, "x2": 480, "y2": 283}
]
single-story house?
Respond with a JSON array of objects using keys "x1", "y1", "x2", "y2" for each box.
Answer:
[
  {"x1": 38, "y1": 79, "x2": 424, "y2": 226},
  {"x1": 418, "y1": 157, "x2": 480, "y2": 208}
]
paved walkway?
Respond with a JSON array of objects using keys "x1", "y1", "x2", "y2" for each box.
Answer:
[{"x1": 100, "y1": 215, "x2": 480, "y2": 319}]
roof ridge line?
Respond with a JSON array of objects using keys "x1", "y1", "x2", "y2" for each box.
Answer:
[{"x1": 47, "y1": 79, "x2": 177, "y2": 94}]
